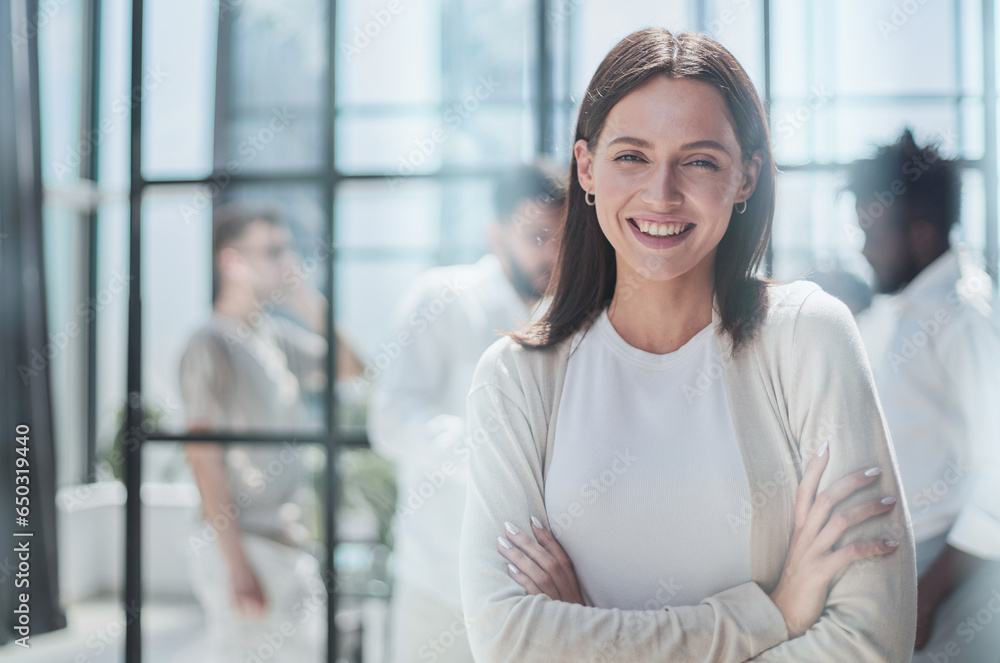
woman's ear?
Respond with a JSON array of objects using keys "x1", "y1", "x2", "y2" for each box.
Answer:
[
  {"x1": 737, "y1": 150, "x2": 764, "y2": 204},
  {"x1": 574, "y1": 138, "x2": 596, "y2": 195}
]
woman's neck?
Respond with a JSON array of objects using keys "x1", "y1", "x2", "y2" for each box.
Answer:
[{"x1": 606, "y1": 259, "x2": 715, "y2": 354}]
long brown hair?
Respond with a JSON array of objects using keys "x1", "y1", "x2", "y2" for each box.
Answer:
[{"x1": 511, "y1": 28, "x2": 775, "y2": 356}]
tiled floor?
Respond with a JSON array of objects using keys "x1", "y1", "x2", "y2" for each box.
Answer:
[{"x1": 2, "y1": 595, "x2": 388, "y2": 663}]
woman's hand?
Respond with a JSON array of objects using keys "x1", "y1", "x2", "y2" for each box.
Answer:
[
  {"x1": 769, "y1": 441, "x2": 900, "y2": 638},
  {"x1": 497, "y1": 517, "x2": 585, "y2": 605}
]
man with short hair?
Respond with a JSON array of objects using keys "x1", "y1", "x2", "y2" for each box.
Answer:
[
  {"x1": 845, "y1": 130, "x2": 1000, "y2": 663},
  {"x1": 368, "y1": 164, "x2": 565, "y2": 663},
  {"x1": 180, "y1": 204, "x2": 329, "y2": 661}
]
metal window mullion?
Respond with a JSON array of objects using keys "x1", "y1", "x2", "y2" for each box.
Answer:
[
  {"x1": 124, "y1": 0, "x2": 147, "y2": 658},
  {"x1": 325, "y1": 1, "x2": 340, "y2": 661},
  {"x1": 954, "y1": 0, "x2": 965, "y2": 155},
  {"x1": 986, "y1": 0, "x2": 1000, "y2": 281},
  {"x1": 537, "y1": 0, "x2": 551, "y2": 155},
  {"x1": 763, "y1": 0, "x2": 773, "y2": 277},
  {"x1": 81, "y1": 0, "x2": 103, "y2": 484}
]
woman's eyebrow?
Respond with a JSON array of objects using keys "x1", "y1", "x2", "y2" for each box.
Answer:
[
  {"x1": 604, "y1": 136, "x2": 731, "y2": 154},
  {"x1": 680, "y1": 139, "x2": 729, "y2": 153},
  {"x1": 605, "y1": 136, "x2": 653, "y2": 149}
]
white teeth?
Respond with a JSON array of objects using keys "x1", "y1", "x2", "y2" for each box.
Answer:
[{"x1": 634, "y1": 220, "x2": 689, "y2": 237}]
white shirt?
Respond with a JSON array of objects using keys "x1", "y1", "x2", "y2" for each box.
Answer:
[
  {"x1": 859, "y1": 246, "x2": 1000, "y2": 558},
  {"x1": 367, "y1": 254, "x2": 540, "y2": 608},
  {"x1": 544, "y1": 308, "x2": 752, "y2": 609}
]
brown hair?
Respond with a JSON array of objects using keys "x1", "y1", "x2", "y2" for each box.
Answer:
[{"x1": 510, "y1": 28, "x2": 775, "y2": 355}]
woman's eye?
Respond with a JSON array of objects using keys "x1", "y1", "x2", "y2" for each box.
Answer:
[
  {"x1": 613, "y1": 153, "x2": 643, "y2": 163},
  {"x1": 688, "y1": 159, "x2": 719, "y2": 170}
]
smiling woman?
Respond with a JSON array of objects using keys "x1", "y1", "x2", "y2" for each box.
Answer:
[{"x1": 458, "y1": 27, "x2": 918, "y2": 662}]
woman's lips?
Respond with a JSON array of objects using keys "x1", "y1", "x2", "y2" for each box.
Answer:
[{"x1": 626, "y1": 217, "x2": 695, "y2": 248}]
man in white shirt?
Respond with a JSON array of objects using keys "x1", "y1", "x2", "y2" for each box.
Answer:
[
  {"x1": 846, "y1": 130, "x2": 1000, "y2": 662},
  {"x1": 367, "y1": 164, "x2": 564, "y2": 663}
]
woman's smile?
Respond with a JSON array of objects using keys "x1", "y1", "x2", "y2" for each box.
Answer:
[{"x1": 625, "y1": 215, "x2": 696, "y2": 248}]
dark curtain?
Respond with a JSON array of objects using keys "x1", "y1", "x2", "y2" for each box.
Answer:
[{"x1": 0, "y1": 0, "x2": 67, "y2": 645}]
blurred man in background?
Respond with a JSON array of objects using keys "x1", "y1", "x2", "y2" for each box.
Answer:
[
  {"x1": 179, "y1": 204, "x2": 331, "y2": 662},
  {"x1": 845, "y1": 130, "x2": 1000, "y2": 662},
  {"x1": 367, "y1": 164, "x2": 565, "y2": 663}
]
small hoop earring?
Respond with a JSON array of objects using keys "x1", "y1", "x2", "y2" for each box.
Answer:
[
  {"x1": 585, "y1": 191, "x2": 595, "y2": 206},
  {"x1": 734, "y1": 200, "x2": 747, "y2": 214}
]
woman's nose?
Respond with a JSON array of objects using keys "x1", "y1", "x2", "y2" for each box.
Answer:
[{"x1": 641, "y1": 164, "x2": 684, "y2": 207}]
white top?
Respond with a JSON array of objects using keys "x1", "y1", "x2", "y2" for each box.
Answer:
[
  {"x1": 858, "y1": 246, "x2": 1000, "y2": 559},
  {"x1": 459, "y1": 282, "x2": 917, "y2": 662},
  {"x1": 545, "y1": 308, "x2": 752, "y2": 609},
  {"x1": 367, "y1": 253, "x2": 540, "y2": 608}
]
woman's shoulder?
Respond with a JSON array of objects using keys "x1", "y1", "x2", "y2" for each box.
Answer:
[
  {"x1": 755, "y1": 279, "x2": 863, "y2": 358},
  {"x1": 469, "y1": 336, "x2": 573, "y2": 415},
  {"x1": 472, "y1": 335, "x2": 571, "y2": 391},
  {"x1": 763, "y1": 279, "x2": 855, "y2": 330}
]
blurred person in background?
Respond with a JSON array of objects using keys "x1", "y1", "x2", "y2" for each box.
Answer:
[
  {"x1": 845, "y1": 130, "x2": 1000, "y2": 662},
  {"x1": 179, "y1": 203, "x2": 361, "y2": 661},
  {"x1": 367, "y1": 163, "x2": 565, "y2": 663}
]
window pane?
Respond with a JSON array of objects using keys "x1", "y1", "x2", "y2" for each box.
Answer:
[
  {"x1": 773, "y1": 101, "x2": 960, "y2": 165},
  {"x1": 957, "y1": 168, "x2": 986, "y2": 257},
  {"x1": 141, "y1": 0, "x2": 218, "y2": 179},
  {"x1": 94, "y1": 201, "x2": 130, "y2": 475},
  {"x1": 336, "y1": 0, "x2": 537, "y2": 174},
  {"x1": 141, "y1": 188, "x2": 213, "y2": 433},
  {"x1": 440, "y1": 0, "x2": 538, "y2": 106},
  {"x1": 770, "y1": 0, "x2": 812, "y2": 99},
  {"x1": 772, "y1": 170, "x2": 871, "y2": 281},
  {"x1": 961, "y1": 0, "x2": 983, "y2": 96},
  {"x1": 336, "y1": 0, "x2": 442, "y2": 107},
  {"x1": 38, "y1": 0, "x2": 84, "y2": 186},
  {"x1": 42, "y1": 206, "x2": 89, "y2": 486},
  {"x1": 142, "y1": 186, "x2": 334, "y2": 434},
  {"x1": 828, "y1": 102, "x2": 959, "y2": 163},
  {"x1": 217, "y1": 0, "x2": 326, "y2": 175},
  {"x1": 336, "y1": 112, "x2": 441, "y2": 174},
  {"x1": 97, "y1": 0, "x2": 134, "y2": 192},
  {"x1": 441, "y1": 177, "x2": 495, "y2": 264},
  {"x1": 336, "y1": 257, "x2": 436, "y2": 368},
  {"x1": 960, "y1": 99, "x2": 984, "y2": 160},
  {"x1": 335, "y1": 176, "x2": 496, "y2": 264},
  {"x1": 829, "y1": 0, "x2": 957, "y2": 96},
  {"x1": 336, "y1": 179, "x2": 440, "y2": 251},
  {"x1": 770, "y1": 92, "x2": 832, "y2": 165}
]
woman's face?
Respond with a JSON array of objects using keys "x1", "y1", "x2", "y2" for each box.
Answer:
[{"x1": 575, "y1": 76, "x2": 761, "y2": 285}]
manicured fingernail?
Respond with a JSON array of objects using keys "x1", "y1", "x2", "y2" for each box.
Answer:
[
  {"x1": 531, "y1": 516, "x2": 543, "y2": 529},
  {"x1": 883, "y1": 539, "x2": 899, "y2": 548},
  {"x1": 498, "y1": 536, "x2": 512, "y2": 550},
  {"x1": 505, "y1": 521, "x2": 520, "y2": 536},
  {"x1": 864, "y1": 467, "x2": 882, "y2": 477},
  {"x1": 817, "y1": 442, "x2": 828, "y2": 457},
  {"x1": 881, "y1": 496, "x2": 897, "y2": 505},
  {"x1": 507, "y1": 563, "x2": 520, "y2": 575}
]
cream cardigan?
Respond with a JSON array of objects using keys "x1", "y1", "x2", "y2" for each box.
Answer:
[{"x1": 459, "y1": 281, "x2": 918, "y2": 662}]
